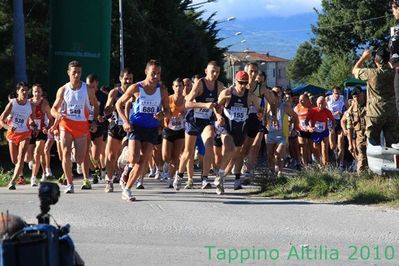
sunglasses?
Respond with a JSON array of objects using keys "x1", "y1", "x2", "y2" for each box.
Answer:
[{"x1": 237, "y1": 81, "x2": 248, "y2": 85}]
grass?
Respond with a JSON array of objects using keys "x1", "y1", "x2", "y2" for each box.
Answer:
[{"x1": 254, "y1": 166, "x2": 399, "y2": 206}]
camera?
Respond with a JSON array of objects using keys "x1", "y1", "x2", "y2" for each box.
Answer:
[{"x1": 1, "y1": 182, "x2": 77, "y2": 266}]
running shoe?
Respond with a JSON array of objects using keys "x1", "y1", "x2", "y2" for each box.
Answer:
[
  {"x1": 58, "y1": 174, "x2": 67, "y2": 185},
  {"x1": 119, "y1": 177, "x2": 126, "y2": 190},
  {"x1": 148, "y1": 168, "x2": 156, "y2": 178},
  {"x1": 92, "y1": 173, "x2": 99, "y2": 184},
  {"x1": 104, "y1": 180, "x2": 114, "y2": 193},
  {"x1": 167, "y1": 178, "x2": 174, "y2": 188},
  {"x1": 30, "y1": 176, "x2": 38, "y2": 187},
  {"x1": 136, "y1": 177, "x2": 145, "y2": 189},
  {"x1": 81, "y1": 179, "x2": 92, "y2": 190},
  {"x1": 16, "y1": 176, "x2": 26, "y2": 185},
  {"x1": 8, "y1": 182, "x2": 16, "y2": 190},
  {"x1": 121, "y1": 189, "x2": 136, "y2": 202},
  {"x1": 233, "y1": 179, "x2": 242, "y2": 190},
  {"x1": 173, "y1": 177, "x2": 182, "y2": 191},
  {"x1": 40, "y1": 175, "x2": 48, "y2": 182},
  {"x1": 76, "y1": 164, "x2": 83, "y2": 175},
  {"x1": 184, "y1": 179, "x2": 193, "y2": 189},
  {"x1": 201, "y1": 178, "x2": 212, "y2": 189},
  {"x1": 214, "y1": 177, "x2": 225, "y2": 195},
  {"x1": 64, "y1": 184, "x2": 75, "y2": 194},
  {"x1": 154, "y1": 170, "x2": 160, "y2": 180}
]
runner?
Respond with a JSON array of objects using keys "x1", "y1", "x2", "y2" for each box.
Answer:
[
  {"x1": 116, "y1": 59, "x2": 171, "y2": 201},
  {"x1": 162, "y1": 78, "x2": 186, "y2": 190},
  {"x1": 29, "y1": 84, "x2": 53, "y2": 186},
  {"x1": 326, "y1": 86, "x2": 347, "y2": 168},
  {"x1": 175, "y1": 61, "x2": 225, "y2": 189},
  {"x1": 238, "y1": 63, "x2": 276, "y2": 181},
  {"x1": 214, "y1": 70, "x2": 262, "y2": 194},
  {"x1": 50, "y1": 60, "x2": 99, "y2": 193},
  {"x1": 307, "y1": 96, "x2": 334, "y2": 166},
  {"x1": 294, "y1": 94, "x2": 313, "y2": 165},
  {"x1": 103, "y1": 68, "x2": 133, "y2": 192},
  {"x1": 86, "y1": 74, "x2": 107, "y2": 184},
  {"x1": 0, "y1": 82, "x2": 35, "y2": 190},
  {"x1": 265, "y1": 87, "x2": 297, "y2": 176}
]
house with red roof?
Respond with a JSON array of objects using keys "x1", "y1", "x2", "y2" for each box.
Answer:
[{"x1": 224, "y1": 51, "x2": 290, "y2": 88}]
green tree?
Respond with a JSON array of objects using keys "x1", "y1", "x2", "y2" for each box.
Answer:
[
  {"x1": 109, "y1": 0, "x2": 226, "y2": 87},
  {"x1": 287, "y1": 41, "x2": 321, "y2": 85},
  {"x1": 308, "y1": 53, "x2": 354, "y2": 89},
  {"x1": 312, "y1": 0, "x2": 392, "y2": 55}
]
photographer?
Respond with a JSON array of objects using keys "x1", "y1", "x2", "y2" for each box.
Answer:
[{"x1": 352, "y1": 48, "x2": 398, "y2": 147}]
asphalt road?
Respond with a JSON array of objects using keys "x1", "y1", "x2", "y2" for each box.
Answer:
[{"x1": 1, "y1": 176, "x2": 399, "y2": 266}]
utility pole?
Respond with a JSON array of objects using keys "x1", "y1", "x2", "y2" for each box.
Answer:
[{"x1": 13, "y1": 0, "x2": 27, "y2": 83}]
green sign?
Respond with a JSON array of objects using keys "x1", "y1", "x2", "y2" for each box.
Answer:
[{"x1": 48, "y1": 0, "x2": 111, "y2": 99}]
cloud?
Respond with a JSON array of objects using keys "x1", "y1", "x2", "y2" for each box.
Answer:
[{"x1": 194, "y1": 0, "x2": 321, "y2": 19}]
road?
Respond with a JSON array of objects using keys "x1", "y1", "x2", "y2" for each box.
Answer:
[{"x1": 1, "y1": 176, "x2": 399, "y2": 266}]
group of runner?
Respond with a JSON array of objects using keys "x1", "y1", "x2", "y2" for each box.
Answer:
[{"x1": 1, "y1": 59, "x2": 352, "y2": 201}]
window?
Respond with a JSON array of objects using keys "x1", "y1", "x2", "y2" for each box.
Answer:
[
  {"x1": 278, "y1": 69, "x2": 281, "y2": 78},
  {"x1": 273, "y1": 69, "x2": 275, "y2": 77}
]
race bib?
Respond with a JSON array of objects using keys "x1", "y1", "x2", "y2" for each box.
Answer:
[
  {"x1": 300, "y1": 119, "x2": 307, "y2": 130},
  {"x1": 168, "y1": 116, "x2": 184, "y2": 130},
  {"x1": 67, "y1": 104, "x2": 84, "y2": 119},
  {"x1": 194, "y1": 108, "x2": 212, "y2": 119},
  {"x1": 315, "y1": 121, "x2": 326, "y2": 133},
  {"x1": 230, "y1": 106, "x2": 247, "y2": 122},
  {"x1": 12, "y1": 113, "x2": 26, "y2": 130},
  {"x1": 139, "y1": 100, "x2": 158, "y2": 114}
]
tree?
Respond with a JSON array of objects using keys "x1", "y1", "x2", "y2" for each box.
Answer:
[
  {"x1": 308, "y1": 52, "x2": 354, "y2": 89},
  {"x1": 287, "y1": 41, "x2": 321, "y2": 85},
  {"x1": 312, "y1": 0, "x2": 392, "y2": 55},
  {"x1": 109, "y1": 0, "x2": 226, "y2": 87}
]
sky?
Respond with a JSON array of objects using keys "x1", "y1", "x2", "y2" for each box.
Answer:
[{"x1": 193, "y1": 0, "x2": 322, "y2": 59}]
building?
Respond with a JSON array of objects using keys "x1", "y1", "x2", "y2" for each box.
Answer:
[{"x1": 224, "y1": 51, "x2": 290, "y2": 88}]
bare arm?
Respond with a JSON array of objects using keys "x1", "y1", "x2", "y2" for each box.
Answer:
[
  {"x1": 88, "y1": 86, "x2": 99, "y2": 121},
  {"x1": 50, "y1": 86, "x2": 65, "y2": 119},
  {"x1": 104, "y1": 88, "x2": 118, "y2": 117},
  {"x1": 115, "y1": 84, "x2": 137, "y2": 132},
  {"x1": 184, "y1": 80, "x2": 214, "y2": 109},
  {"x1": 0, "y1": 101, "x2": 13, "y2": 130},
  {"x1": 160, "y1": 85, "x2": 171, "y2": 119}
]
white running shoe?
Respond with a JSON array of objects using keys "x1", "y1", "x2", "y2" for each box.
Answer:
[
  {"x1": 76, "y1": 164, "x2": 83, "y2": 175},
  {"x1": 40, "y1": 175, "x2": 48, "y2": 182},
  {"x1": 201, "y1": 178, "x2": 212, "y2": 189},
  {"x1": 173, "y1": 177, "x2": 182, "y2": 191},
  {"x1": 392, "y1": 143, "x2": 399, "y2": 149},
  {"x1": 64, "y1": 184, "x2": 75, "y2": 194},
  {"x1": 215, "y1": 177, "x2": 225, "y2": 195},
  {"x1": 30, "y1": 176, "x2": 38, "y2": 187},
  {"x1": 121, "y1": 189, "x2": 136, "y2": 201}
]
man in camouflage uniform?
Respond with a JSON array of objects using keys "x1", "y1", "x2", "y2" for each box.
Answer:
[
  {"x1": 342, "y1": 88, "x2": 367, "y2": 174},
  {"x1": 352, "y1": 48, "x2": 398, "y2": 147}
]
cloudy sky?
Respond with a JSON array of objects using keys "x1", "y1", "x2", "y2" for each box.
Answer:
[{"x1": 193, "y1": 0, "x2": 322, "y2": 59}]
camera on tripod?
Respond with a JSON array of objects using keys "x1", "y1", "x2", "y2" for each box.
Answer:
[{"x1": 0, "y1": 182, "x2": 78, "y2": 266}]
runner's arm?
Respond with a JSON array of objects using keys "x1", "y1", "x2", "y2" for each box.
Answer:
[
  {"x1": 104, "y1": 88, "x2": 118, "y2": 117},
  {"x1": 185, "y1": 80, "x2": 214, "y2": 109},
  {"x1": 50, "y1": 86, "x2": 65, "y2": 119},
  {"x1": 160, "y1": 85, "x2": 171, "y2": 119},
  {"x1": 116, "y1": 84, "x2": 137, "y2": 126},
  {"x1": 0, "y1": 101, "x2": 12, "y2": 130},
  {"x1": 88, "y1": 86, "x2": 99, "y2": 121}
]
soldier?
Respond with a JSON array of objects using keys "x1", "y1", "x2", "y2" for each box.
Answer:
[
  {"x1": 341, "y1": 88, "x2": 367, "y2": 174},
  {"x1": 352, "y1": 48, "x2": 398, "y2": 147}
]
